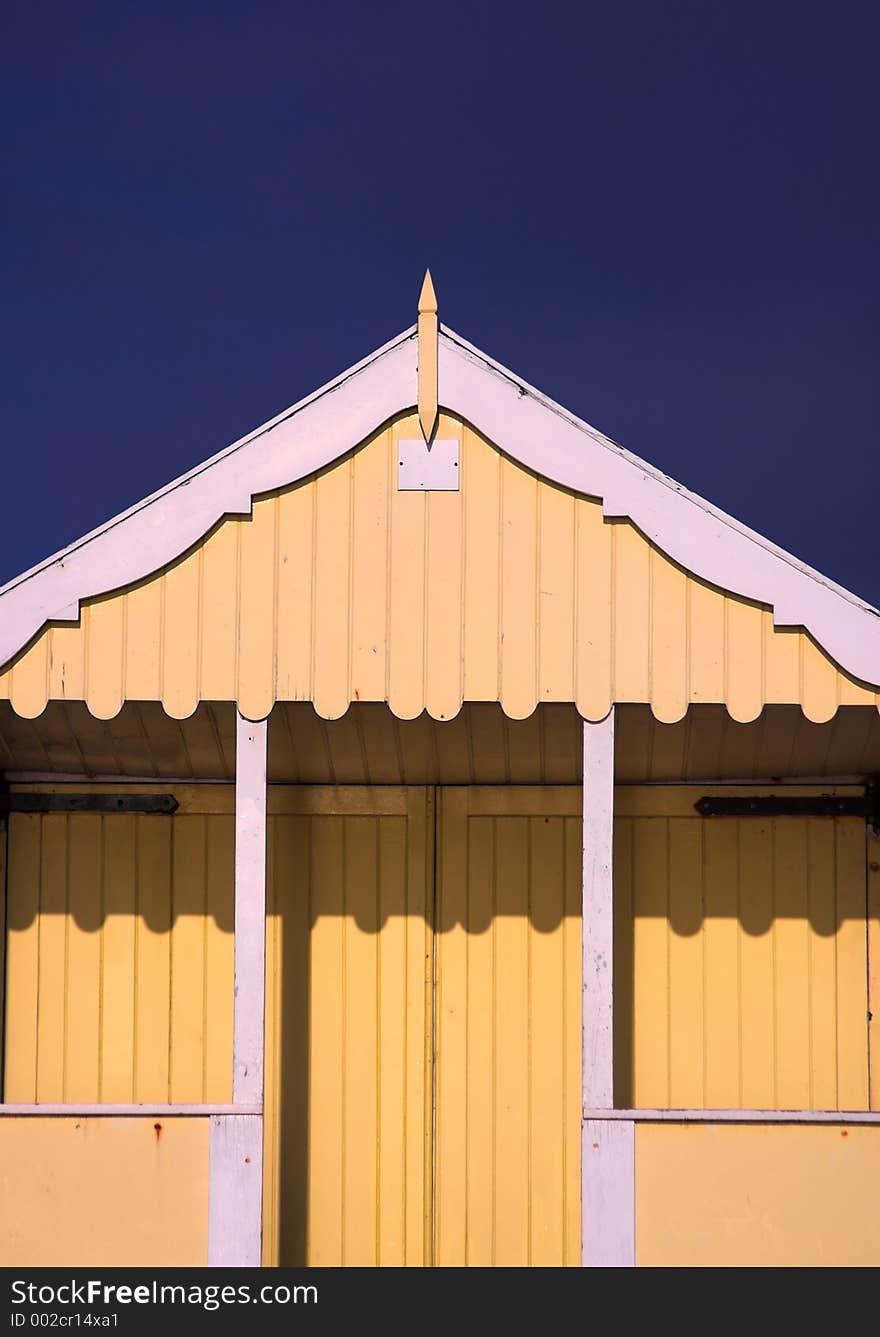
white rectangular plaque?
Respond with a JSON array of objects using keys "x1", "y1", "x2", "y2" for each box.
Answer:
[{"x1": 397, "y1": 437, "x2": 460, "y2": 491}]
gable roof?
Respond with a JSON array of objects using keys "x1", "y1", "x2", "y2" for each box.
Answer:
[{"x1": 1, "y1": 323, "x2": 878, "y2": 691}]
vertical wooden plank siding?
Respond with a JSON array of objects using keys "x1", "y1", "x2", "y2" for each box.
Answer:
[
  {"x1": 260, "y1": 789, "x2": 431, "y2": 1267},
  {"x1": 3, "y1": 800, "x2": 234, "y2": 1105},
  {"x1": 614, "y1": 787, "x2": 870, "y2": 1110},
  {"x1": 434, "y1": 787, "x2": 582, "y2": 1266}
]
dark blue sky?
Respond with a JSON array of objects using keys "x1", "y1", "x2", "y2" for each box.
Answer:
[{"x1": 3, "y1": 3, "x2": 878, "y2": 601}]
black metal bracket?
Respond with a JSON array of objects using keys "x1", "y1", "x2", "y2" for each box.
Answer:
[
  {"x1": 0, "y1": 792, "x2": 179, "y2": 818},
  {"x1": 695, "y1": 781, "x2": 880, "y2": 834}
]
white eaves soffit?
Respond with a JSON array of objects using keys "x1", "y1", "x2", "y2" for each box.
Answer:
[{"x1": 0, "y1": 323, "x2": 878, "y2": 696}]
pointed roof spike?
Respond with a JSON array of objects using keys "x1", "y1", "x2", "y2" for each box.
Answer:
[{"x1": 418, "y1": 268, "x2": 437, "y2": 315}]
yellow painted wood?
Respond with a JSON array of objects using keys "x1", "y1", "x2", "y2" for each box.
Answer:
[
  {"x1": 350, "y1": 431, "x2": 390, "y2": 706},
  {"x1": 500, "y1": 459, "x2": 538, "y2": 719},
  {"x1": 4, "y1": 816, "x2": 40, "y2": 1101},
  {"x1": 538, "y1": 483, "x2": 575, "y2": 705},
  {"x1": 5, "y1": 414, "x2": 876, "y2": 723},
  {"x1": 0, "y1": 1116, "x2": 208, "y2": 1266},
  {"x1": 425, "y1": 489, "x2": 464, "y2": 722},
  {"x1": 462, "y1": 426, "x2": 501, "y2": 702},
  {"x1": 636, "y1": 1123, "x2": 880, "y2": 1267},
  {"x1": 199, "y1": 522, "x2": 238, "y2": 702},
  {"x1": 3, "y1": 805, "x2": 234, "y2": 1105},
  {"x1": 417, "y1": 269, "x2": 438, "y2": 443},
  {"x1": 161, "y1": 550, "x2": 200, "y2": 721},
  {"x1": 434, "y1": 787, "x2": 582, "y2": 1266},
  {"x1": 617, "y1": 786, "x2": 871, "y2": 1110},
  {"x1": 574, "y1": 499, "x2": 612, "y2": 720},
  {"x1": 261, "y1": 788, "x2": 431, "y2": 1267}
]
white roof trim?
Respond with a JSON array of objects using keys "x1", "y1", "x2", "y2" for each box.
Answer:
[{"x1": 1, "y1": 322, "x2": 877, "y2": 691}]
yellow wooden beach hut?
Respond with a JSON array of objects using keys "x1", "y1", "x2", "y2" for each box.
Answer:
[{"x1": 0, "y1": 275, "x2": 878, "y2": 1267}]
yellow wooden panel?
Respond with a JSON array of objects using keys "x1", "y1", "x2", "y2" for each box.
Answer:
[
  {"x1": 666, "y1": 818, "x2": 703, "y2": 1107},
  {"x1": 275, "y1": 483, "x2": 315, "y2": 702},
  {"x1": 100, "y1": 816, "x2": 137, "y2": 1101},
  {"x1": 574, "y1": 499, "x2": 612, "y2": 721},
  {"x1": 161, "y1": 552, "x2": 201, "y2": 720},
  {"x1": 500, "y1": 460, "x2": 538, "y2": 719},
  {"x1": 48, "y1": 623, "x2": 86, "y2": 701},
  {"x1": 620, "y1": 787, "x2": 870, "y2": 1110},
  {"x1": 3, "y1": 412, "x2": 878, "y2": 722},
  {"x1": 687, "y1": 579, "x2": 724, "y2": 703},
  {"x1": 36, "y1": 816, "x2": 66, "y2": 1100},
  {"x1": 650, "y1": 548, "x2": 688, "y2": 724},
  {"x1": 724, "y1": 598, "x2": 763, "y2": 723},
  {"x1": 4, "y1": 816, "x2": 41, "y2": 1101},
  {"x1": 529, "y1": 815, "x2": 568, "y2": 1264},
  {"x1": 434, "y1": 787, "x2": 581, "y2": 1266},
  {"x1": 134, "y1": 816, "x2": 172, "y2": 1101},
  {"x1": 425, "y1": 489, "x2": 464, "y2": 722},
  {"x1": 262, "y1": 792, "x2": 430, "y2": 1267},
  {"x1": 612, "y1": 522, "x2": 650, "y2": 704},
  {"x1": 312, "y1": 463, "x2": 351, "y2": 720},
  {"x1": 537, "y1": 484, "x2": 575, "y2": 705},
  {"x1": 738, "y1": 820, "x2": 776, "y2": 1105},
  {"x1": 631, "y1": 817, "x2": 669, "y2": 1106},
  {"x1": 350, "y1": 428, "x2": 389, "y2": 706},
  {"x1": 9, "y1": 627, "x2": 49, "y2": 721},
  {"x1": 462, "y1": 423, "x2": 500, "y2": 702},
  {"x1": 85, "y1": 599, "x2": 125, "y2": 722},
  {"x1": 0, "y1": 1117, "x2": 208, "y2": 1266},
  {"x1": 387, "y1": 424, "x2": 427, "y2": 720},
  {"x1": 3, "y1": 807, "x2": 233, "y2": 1105},
  {"x1": 199, "y1": 521, "x2": 239, "y2": 701},
  {"x1": 703, "y1": 821, "x2": 740, "y2": 1107},
  {"x1": 636, "y1": 1123, "x2": 880, "y2": 1266}
]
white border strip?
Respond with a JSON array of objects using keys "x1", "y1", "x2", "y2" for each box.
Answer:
[
  {"x1": 584, "y1": 1108, "x2": 880, "y2": 1124},
  {"x1": 0, "y1": 1104, "x2": 260, "y2": 1116},
  {"x1": 582, "y1": 712, "x2": 616, "y2": 1111},
  {"x1": 233, "y1": 714, "x2": 267, "y2": 1105},
  {"x1": 208, "y1": 1115, "x2": 264, "y2": 1268},
  {"x1": 582, "y1": 1119, "x2": 635, "y2": 1267}
]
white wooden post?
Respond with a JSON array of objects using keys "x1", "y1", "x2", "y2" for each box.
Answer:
[
  {"x1": 208, "y1": 712, "x2": 267, "y2": 1267},
  {"x1": 581, "y1": 709, "x2": 634, "y2": 1266}
]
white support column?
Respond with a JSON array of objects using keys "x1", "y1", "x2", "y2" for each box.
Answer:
[
  {"x1": 582, "y1": 710, "x2": 615, "y2": 1110},
  {"x1": 582, "y1": 1119, "x2": 635, "y2": 1267},
  {"x1": 582, "y1": 709, "x2": 634, "y2": 1266},
  {"x1": 208, "y1": 711, "x2": 267, "y2": 1268}
]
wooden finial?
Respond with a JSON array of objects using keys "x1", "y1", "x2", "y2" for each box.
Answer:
[
  {"x1": 418, "y1": 268, "x2": 437, "y2": 315},
  {"x1": 417, "y1": 269, "x2": 438, "y2": 442}
]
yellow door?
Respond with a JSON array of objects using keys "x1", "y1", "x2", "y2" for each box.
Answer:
[
  {"x1": 263, "y1": 786, "x2": 434, "y2": 1266},
  {"x1": 614, "y1": 786, "x2": 871, "y2": 1111},
  {"x1": 433, "y1": 787, "x2": 583, "y2": 1266}
]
